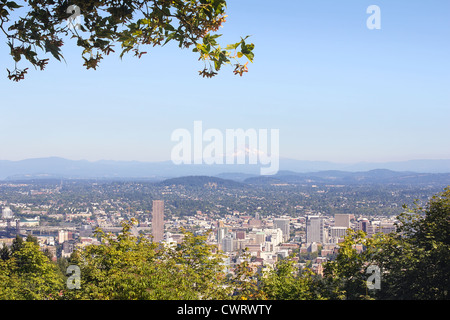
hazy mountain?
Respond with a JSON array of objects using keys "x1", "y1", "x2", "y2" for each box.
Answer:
[
  {"x1": 341, "y1": 159, "x2": 450, "y2": 173},
  {"x1": 243, "y1": 169, "x2": 450, "y2": 186},
  {"x1": 1, "y1": 157, "x2": 450, "y2": 180},
  {"x1": 278, "y1": 158, "x2": 450, "y2": 173}
]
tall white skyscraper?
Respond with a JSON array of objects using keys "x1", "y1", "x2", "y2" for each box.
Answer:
[{"x1": 306, "y1": 216, "x2": 325, "y2": 244}]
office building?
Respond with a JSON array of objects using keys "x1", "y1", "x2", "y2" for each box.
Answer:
[
  {"x1": 358, "y1": 219, "x2": 370, "y2": 233},
  {"x1": 222, "y1": 234, "x2": 234, "y2": 253},
  {"x1": 217, "y1": 227, "x2": 228, "y2": 245},
  {"x1": 334, "y1": 214, "x2": 350, "y2": 228},
  {"x1": 306, "y1": 216, "x2": 325, "y2": 244},
  {"x1": 152, "y1": 200, "x2": 165, "y2": 243}
]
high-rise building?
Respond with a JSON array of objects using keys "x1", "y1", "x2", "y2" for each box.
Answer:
[
  {"x1": 334, "y1": 214, "x2": 350, "y2": 228},
  {"x1": 273, "y1": 218, "x2": 290, "y2": 242},
  {"x1": 152, "y1": 200, "x2": 165, "y2": 243},
  {"x1": 306, "y1": 216, "x2": 325, "y2": 244},
  {"x1": 217, "y1": 227, "x2": 228, "y2": 244},
  {"x1": 357, "y1": 219, "x2": 376, "y2": 237},
  {"x1": 358, "y1": 219, "x2": 370, "y2": 233},
  {"x1": 222, "y1": 235, "x2": 234, "y2": 253}
]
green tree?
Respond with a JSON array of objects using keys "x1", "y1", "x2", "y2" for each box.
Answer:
[
  {"x1": 164, "y1": 228, "x2": 230, "y2": 299},
  {"x1": 1, "y1": 0, "x2": 255, "y2": 81},
  {"x1": 227, "y1": 249, "x2": 266, "y2": 300},
  {"x1": 320, "y1": 187, "x2": 450, "y2": 300},
  {"x1": 0, "y1": 258, "x2": 22, "y2": 299},
  {"x1": 261, "y1": 258, "x2": 324, "y2": 300},
  {"x1": 10, "y1": 234, "x2": 24, "y2": 253},
  {"x1": 374, "y1": 188, "x2": 450, "y2": 300},
  {"x1": 320, "y1": 230, "x2": 387, "y2": 300},
  {"x1": 0, "y1": 243, "x2": 10, "y2": 260},
  {"x1": 25, "y1": 233, "x2": 39, "y2": 246},
  {"x1": 0, "y1": 239, "x2": 64, "y2": 300},
  {"x1": 63, "y1": 220, "x2": 229, "y2": 300}
]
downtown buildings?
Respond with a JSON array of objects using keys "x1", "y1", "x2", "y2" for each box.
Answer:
[{"x1": 1, "y1": 195, "x2": 399, "y2": 277}]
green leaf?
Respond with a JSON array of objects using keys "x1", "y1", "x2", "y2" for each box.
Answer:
[
  {"x1": 240, "y1": 42, "x2": 255, "y2": 62},
  {"x1": 226, "y1": 43, "x2": 240, "y2": 50},
  {"x1": 44, "y1": 40, "x2": 62, "y2": 61},
  {"x1": 6, "y1": 1, "x2": 22, "y2": 9}
]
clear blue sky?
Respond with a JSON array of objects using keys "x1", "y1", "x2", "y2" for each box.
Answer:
[{"x1": 0, "y1": 0, "x2": 449, "y2": 163}]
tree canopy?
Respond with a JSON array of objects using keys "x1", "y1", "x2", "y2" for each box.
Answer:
[
  {"x1": 320, "y1": 187, "x2": 450, "y2": 300},
  {"x1": 1, "y1": 0, "x2": 255, "y2": 81}
]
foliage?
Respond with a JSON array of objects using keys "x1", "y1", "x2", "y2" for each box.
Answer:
[
  {"x1": 0, "y1": 235, "x2": 64, "y2": 300},
  {"x1": 320, "y1": 187, "x2": 450, "y2": 300},
  {"x1": 320, "y1": 230, "x2": 387, "y2": 300},
  {"x1": 261, "y1": 258, "x2": 324, "y2": 300},
  {"x1": 1, "y1": 0, "x2": 254, "y2": 81},
  {"x1": 373, "y1": 187, "x2": 450, "y2": 299},
  {"x1": 164, "y1": 228, "x2": 230, "y2": 299},
  {"x1": 227, "y1": 249, "x2": 266, "y2": 300},
  {"x1": 62, "y1": 219, "x2": 230, "y2": 299}
]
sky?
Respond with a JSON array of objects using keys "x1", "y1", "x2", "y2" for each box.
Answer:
[{"x1": 0, "y1": 0, "x2": 449, "y2": 164}]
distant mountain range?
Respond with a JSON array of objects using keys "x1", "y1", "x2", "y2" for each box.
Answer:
[
  {"x1": 1, "y1": 157, "x2": 450, "y2": 182},
  {"x1": 238, "y1": 169, "x2": 450, "y2": 186}
]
